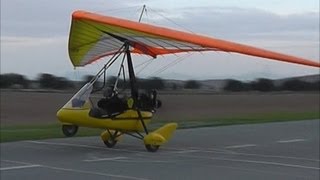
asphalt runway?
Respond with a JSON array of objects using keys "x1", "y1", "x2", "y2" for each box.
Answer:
[{"x1": 1, "y1": 120, "x2": 319, "y2": 180}]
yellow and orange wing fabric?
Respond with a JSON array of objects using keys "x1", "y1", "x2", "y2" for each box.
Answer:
[{"x1": 69, "y1": 10, "x2": 319, "y2": 68}]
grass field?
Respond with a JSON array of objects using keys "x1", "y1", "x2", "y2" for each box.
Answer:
[
  {"x1": 1, "y1": 111, "x2": 319, "y2": 142},
  {"x1": 1, "y1": 91, "x2": 319, "y2": 142}
]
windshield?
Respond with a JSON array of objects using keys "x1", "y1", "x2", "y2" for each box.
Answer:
[{"x1": 62, "y1": 83, "x2": 93, "y2": 109}]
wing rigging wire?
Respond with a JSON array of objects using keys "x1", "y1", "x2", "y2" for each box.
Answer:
[
  {"x1": 134, "y1": 57, "x2": 154, "y2": 69},
  {"x1": 147, "y1": 53, "x2": 193, "y2": 77},
  {"x1": 147, "y1": 7, "x2": 196, "y2": 34},
  {"x1": 91, "y1": 6, "x2": 142, "y2": 19},
  {"x1": 134, "y1": 5, "x2": 197, "y2": 78},
  {"x1": 141, "y1": 7, "x2": 206, "y2": 50},
  {"x1": 136, "y1": 58, "x2": 156, "y2": 76}
]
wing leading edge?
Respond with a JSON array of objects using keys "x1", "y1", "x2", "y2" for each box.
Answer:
[{"x1": 68, "y1": 10, "x2": 320, "y2": 68}]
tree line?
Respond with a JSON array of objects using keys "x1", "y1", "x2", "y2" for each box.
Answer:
[
  {"x1": 224, "y1": 78, "x2": 320, "y2": 92},
  {"x1": 80, "y1": 75, "x2": 200, "y2": 90},
  {"x1": 1, "y1": 73, "x2": 319, "y2": 91},
  {"x1": 0, "y1": 73, "x2": 200, "y2": 90},
  {"x1": 0, "y1": 73, "x2": 75, "y2": 90}
]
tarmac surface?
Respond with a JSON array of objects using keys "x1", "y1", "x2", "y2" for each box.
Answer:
[{"x1": 1, "y1": 120, "x2": 319, "y2": 180}]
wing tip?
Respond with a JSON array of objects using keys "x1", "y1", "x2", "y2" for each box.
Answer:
[{"x1": 72, "y1": 10, "x2": 89, "y2": 19}]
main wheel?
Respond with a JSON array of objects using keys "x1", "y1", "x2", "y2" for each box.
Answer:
[
  {"x1": 62, "y1": 125, "x2": 78, "y2": 137},
  {"x1": 145, "y1": 144, "x2": 160, "y2": 152},
  {"x1": 103, "y1": 139, "x2": 117, "y2": 148}
]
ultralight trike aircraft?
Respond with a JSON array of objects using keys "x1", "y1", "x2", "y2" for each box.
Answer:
[{"x1": 57, "y1": 10, "x2": 320, "y2": 152}]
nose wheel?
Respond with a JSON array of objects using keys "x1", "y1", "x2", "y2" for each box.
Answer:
[
  {"x1": 62, "y1": 125, "x2": 78, "y2": 137},
  {"x1": 145, "y1": 144, "x2": 160, "y2": 152},
  {"x1": 103, "y1": 138, "x2": 118, "y2": 148}
]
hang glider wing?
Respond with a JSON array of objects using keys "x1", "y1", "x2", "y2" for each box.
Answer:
[{"x1": 69, "y1": 10, "x2": 320, "y2": 68}]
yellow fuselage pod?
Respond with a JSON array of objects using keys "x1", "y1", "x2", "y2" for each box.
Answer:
[
  {"x1": 144, "y1": 123, "x2": 178, "y2": 146},
  {"x1": 56, "y1": 108, "x2": 152, "y2": 132}
]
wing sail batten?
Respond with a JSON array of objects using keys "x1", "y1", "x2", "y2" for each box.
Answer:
[{"x1": 69, "y1": 10, "x2": 319, "y2": 68}]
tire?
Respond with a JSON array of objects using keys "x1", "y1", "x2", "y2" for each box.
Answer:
[
  {"x1": 62, "y1": 125, "x2": 78, "y2": 137},
  {"x1": 145, "y1": 144, "x2": 160, "y2": 152},
  {"x1": 156, "y1": 100, "x2": 162, "y2": 108},
  {"x1": 103, "y1": 139, "x2": 117, "y2": 148}
]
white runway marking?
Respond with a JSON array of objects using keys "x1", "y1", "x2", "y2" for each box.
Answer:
[
  {"x1": 277, "y1": 139, "x2": 306, "y2": 143},
  {"x1": 111, "y1": 159, "x2": 174, "y2": 163},
  {"x1": 0, "y1": 165, "x2": 42, "y2": 171},
  {"x1": 210, "y1": 157, "x2": 320, "y2": 170},
  {"x1": 1, "y1": 159, "x2": 149, "y2": 180},
  {"x1": 169, "y1": 150, "x2": 200, "y2": 154},
  {"x1": 160, "y1": 146, "x2": 320, "y2": 162},
  {"x1": 26, "y1": 140, "x2": 142, "y2": 153},
  {"x1": 1, "y1": 159, "x2": 34, "y2": 165},
  {"x1": 26, "y1": 140, "x2": 106, "y2": 149},
  {"x1": 1, "y1": 159, "x2": 42, "y2": 171},
  {"x1": 84, "y1": 157, "x2": 127, "y2": 162},
  {"x1": 43, "y1": 166, "x2": 150, "y2": 180},
  {"x1": 172, "y1": 146, "x2": 319, "y2": 162},
  {"x1": 207, "y1": 151, "x2": 320, "y2": 162},
  {"x1": 225, "y1": 144, "x2": 257, "y2": 149}
]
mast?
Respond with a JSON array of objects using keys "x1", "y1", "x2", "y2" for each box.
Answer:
[
  {"x1": 125, "y1": 44, "x2": 138, "y2": 99},
  {"x1": 138, "y1": 5, "x2": 146, "y2": 22},
  {"x1": 125, "y1": 43, "x2": 149, "y2": 134}
]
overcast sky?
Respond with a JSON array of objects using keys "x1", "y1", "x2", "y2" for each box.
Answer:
[{"x1": 1, "y1": 0, "x2": 319, "y2": 80}]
